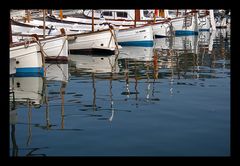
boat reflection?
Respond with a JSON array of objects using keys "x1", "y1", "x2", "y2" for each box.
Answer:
[
  {"x1": 9, "y1": 63, "x2": 69, "y2": 156},
  {"x1": 45, "y1": 62, "x2": 69, "y2": 130},
  {"x1": 69, "y1": 53, "x2": 119, "y2": 121},
  {"x1": 119, "y1": 46, "x2": 154, "y2": 61},
  {"x1": 45, "y1": 62, "x2": 69, "y2": 82},
  {"x1": 69, "y1": 54, "x2": 119, "y2": 73},
  {"x1": 9, "y1": 76, "x2": 46, "y2": 156},
  {"x1": 9, "y1": 76, "x2": 44, "y2": 106},
  {"x1": 118, "y1": 46, "x2": 160, "y2": 104}
]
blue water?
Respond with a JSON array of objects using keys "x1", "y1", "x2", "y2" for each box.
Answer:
[{"x1": 9, "y1": 29, "x2": 230, "y2": 156}]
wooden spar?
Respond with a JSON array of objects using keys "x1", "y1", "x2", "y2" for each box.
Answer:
[
  {"x1": 134, "y1": 9, "x2": 141, "y2": 27},
  {"x1": 92, "y1": 10, "x2": 94, "y2": 32},
  {"x1": 134, "y1": 10, "x2": 137, "y2": 27},
  {"x1": 43, "y1": 9, "x2": 46, "y2": 39},
  {"x1": 153, "y1": 9, "x2": 158, "y2": 23},
  {"x1": 26, "y1": 10, "x2": 31, "y2": 23},
  {"x1": 159, "y1": 9, "x2": 165, "y2": 18},
  {"x1": 59, "y1": 9, "x2": 63, "y2": 20}
]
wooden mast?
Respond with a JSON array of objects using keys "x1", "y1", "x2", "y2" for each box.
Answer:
[
  {"x1": 134, "y1": 9, "x2": 140, "y2": 27},
  {"x1": 92, "y1": 10, "x2": 94, "y2": 32},
  {"x1": 59, "y1": 9, "x2": 63, "y2": 20},
  {"x1": 43, "y1": 9, "x2": 46, "y2": 39}
]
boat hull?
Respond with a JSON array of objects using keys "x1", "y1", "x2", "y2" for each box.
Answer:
[
  {"x1": 68, "y1": 29, "x2": 118, "y2": 54},
  {"x1": 116, "y1": 25, "x2": 154, "y2": 47},
  {"x1": 40, "y1": 36, "x2": 69, "y2": 62},
  {"x1": 10, "y1": 42, "x2": 44, "y2": 77},
  {"x1": 171, "y1": 16, "x2": 198, "y2": 36}
]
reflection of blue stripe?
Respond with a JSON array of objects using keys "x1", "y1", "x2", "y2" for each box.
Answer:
[
  {"x1": 175, "y1": 30, "x2": 198, "y2": 36},
  {"x1": 15, "y1": 67, "x2": 44, "y2": 77},
  {"x1": 118, "y1": 41, "x2": 153, "y2": 47},
  {"x1": 199, "y1": 29, "x2": 210, "y2": 31}
]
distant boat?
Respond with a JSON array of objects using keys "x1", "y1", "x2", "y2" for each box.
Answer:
[
  {"x1": 162, "y1": 10, "x2": 199, "y2": 36},
  {"x1": 49, "y1": 9, "x2": 170, "y2": 38}
]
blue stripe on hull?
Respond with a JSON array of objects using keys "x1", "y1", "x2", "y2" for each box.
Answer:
[
  {"x1": 118, "y1": 41, "x2": 153, "y2": 47},
  {"x1": 15, "y1": 67, "x2": 44, "y2": 77},
  {"x1": 175, "y1": 30, "x2": 198, "y2": 36}
]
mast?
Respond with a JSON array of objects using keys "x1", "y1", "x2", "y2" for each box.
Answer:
[
  {"x1": 92, "y1": 10, "x2": 94, "y2": 32},
  {"x1": 59, "y1": 9, "x2": 63, "y2": 20},
  {"x1": 134, "y1": 9, "x2": 140, "y2": 27},
  {"x1": 43, "y1": 9, "x2": 46, "y2": 39}
]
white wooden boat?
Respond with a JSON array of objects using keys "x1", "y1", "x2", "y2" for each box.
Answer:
[
  {"x1": 67, "y1": 28, "x2": 120, "y2": 54},
  {"x1": 11, "y1": 20, "x2": 69, "y2": 62},
  {"x1": 12, "y1": 18, "x2": 106, "y2": 33},
  {"x1": 151, "y1": 21, "x2": 170, "y2": 38},
  {"x1": 82, "y1": 10, "x2": 166, "y2": 23},
  {"x1": 69, "y1": 54, "x2": 119, "y2": 73},
  {"x1": 12, "y1": 18, "x2": 120, "y2": 54},
  {"x1": 10, "y1": 41, "x2": 44, "y2": 77},
  {"x1": 170, "y1": 14, "x2": 198, "y2": 36},
  {"x1": 37, "y1": 35, "x2": 69, "y2": 61},
  {"x1": 161, "y1": 10, "x2": 199, "y2": 36},
  {"x1": 12, "y1": 34, "x2": 69, "y2": 62},
  {"x1": 116, "y1": 25, "x2": 154, "y2": 47},
  {"x1": 12, "y1": 24, "x2": 61, "y2": 36},
  {"x1": 49, "y1": 10, "x2": 170, "y2": 38}
]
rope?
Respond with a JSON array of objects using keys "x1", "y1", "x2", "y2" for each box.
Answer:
[
  {"x1": 32, "y1": 37, "x2": 46, "y2": 76},
  {"x1": 35, "y1": 37, "x2": 67, "y2": 58},
  {"x1": 24, "y1": 38, "x2": 31, "y2": 48},
  {"x1": 108, "y1": 24, "x2": 119, "y2": 54}
]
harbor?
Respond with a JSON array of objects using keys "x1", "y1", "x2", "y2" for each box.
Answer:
[{"x1": 9, "y1": 9, "x2": 230, "y2": 156}]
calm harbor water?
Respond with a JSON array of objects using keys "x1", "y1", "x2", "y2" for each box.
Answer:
[{"x1": 9, "y1": 29, "x2": 230, "y2": 156}]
